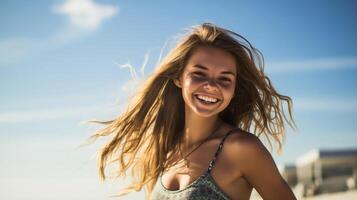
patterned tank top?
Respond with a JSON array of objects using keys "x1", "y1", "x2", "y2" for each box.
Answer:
[{"x1": 150, "y1": 128, "x2": 241, "y2": 200}]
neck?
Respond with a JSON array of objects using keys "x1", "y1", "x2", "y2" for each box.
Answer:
[{"x1": 181, "y1": 109, "x2": 221, "y2": 149}]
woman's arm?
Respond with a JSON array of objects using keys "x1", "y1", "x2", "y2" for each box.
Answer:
[{"x1": 231, "y1": 133, "x2": 297, "y2": 200}]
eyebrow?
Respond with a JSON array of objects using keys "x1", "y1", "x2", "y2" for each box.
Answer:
[{"x1": 193, "y1": 64, "x2": 236, "y2": 76}]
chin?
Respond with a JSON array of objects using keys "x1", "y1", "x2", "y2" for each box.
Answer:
[{"x1": 192, "y1": 107, "x2": 224, "y2": 118}]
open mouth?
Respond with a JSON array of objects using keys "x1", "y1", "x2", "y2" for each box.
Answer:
[{"x1": 194, "y1": 94, "x2": 221, "y2": 105}]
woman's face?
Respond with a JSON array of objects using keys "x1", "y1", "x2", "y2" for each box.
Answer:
[{"x1": 175, "y1": 46, "x2": 237, "y2": 118}]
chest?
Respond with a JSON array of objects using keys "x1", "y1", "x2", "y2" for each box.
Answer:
[{"x1": 159, "y1": 141, "x2": 252, "y2": 200}]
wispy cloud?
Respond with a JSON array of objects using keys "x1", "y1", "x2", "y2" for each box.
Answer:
[
  {"x1": 294, "y1": 97, "x2": 357, "y2": 112},
  {"x1": 0, "y1": 49, "x2": 151, "y2": 124},
  {"x1": 0, "y1": 135, "x2": 144, "y2": 200},
  {"x1": 2, "y1": 96, "x2": 356, "y2": 124},
  {"x1": 0, "y1": 0, "x2": 118, "y2": 66},
  {"x1": 0, "y1": 38, "x2": 39, "y2": 65},
  {"x1": 266, "y1": 57, "x2": 357, "y2": 73},
  {"x1": 0, "y1": 103, "x2": 120, "y2": 124}
]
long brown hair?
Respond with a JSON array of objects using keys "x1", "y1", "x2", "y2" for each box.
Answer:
[{"x1": 84, "y1": 22, "x2": 297, "y2": 198}]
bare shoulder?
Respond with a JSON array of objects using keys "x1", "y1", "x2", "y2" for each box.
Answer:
[
  {"x1": 223, "y1": 129, "x2": 273, "y2": 170},
  {"x1": 225, "y1": 128, "x2": 267, "y2": 154},
  {"x1": 222, "y1": 128, "x2": 297, "y2": 200}
]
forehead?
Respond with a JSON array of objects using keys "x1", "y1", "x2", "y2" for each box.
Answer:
[{"x1": 186, "y1": 46, "x2": 237, "y2": 74}]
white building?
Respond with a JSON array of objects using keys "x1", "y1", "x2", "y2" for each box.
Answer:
[{"x1": 294, "y1": 149, "x2": 357, "y2": 197}]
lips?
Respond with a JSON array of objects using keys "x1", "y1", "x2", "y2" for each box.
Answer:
[
  {"x1": 194, "y1": 93, "x2": 222, "y2": 101},
  {"x1": 193, "y1": 94, "x2": 221, "y2": 105}
]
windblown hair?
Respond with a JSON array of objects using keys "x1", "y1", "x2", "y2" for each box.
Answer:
[{"x1": 85, "y1": 23, "x2": 297, "y2": 199}]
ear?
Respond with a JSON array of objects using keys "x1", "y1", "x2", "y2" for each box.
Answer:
[{"x1": 173, "y1": 78, "x2": 182, "y2": 88}]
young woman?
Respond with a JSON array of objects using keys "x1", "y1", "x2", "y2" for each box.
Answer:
[{"x1": 87, "y1": 23, "x2": 297, "y2": 200}]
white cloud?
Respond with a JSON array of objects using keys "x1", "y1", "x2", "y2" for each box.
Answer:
[
  {"x1": 53, "y1": 0, "x2": 118, "y2": 31},
  {"x1": 266, "y1": 57, "x2": 357, "y2": 73},
  {"x1": 0, "y1": 0, "x2": 118, "y2": 66}
]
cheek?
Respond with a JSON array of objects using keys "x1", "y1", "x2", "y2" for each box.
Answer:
[
  {"x1": 190, "y1": 75, "x2": 206, "y2": 84},
  {"x1": 222, "y1": 83, "x2": 236, "y2": 100},
  {"x1": 181, "y1": 77, "x2": 197, "y2": 98},
  {"x1": 182, "y1": 75, "x2": 205, "y2": 91},
  {"x1": 218, "y1": 79, "x2": 235, "y2": 92},
  {"x1": 218, "y1": 82, "x2": 234, "y2": 90}
]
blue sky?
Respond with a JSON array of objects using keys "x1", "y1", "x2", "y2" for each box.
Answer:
[{"x1": 1, "y1": 0, "x2": 357, "y2": 199}]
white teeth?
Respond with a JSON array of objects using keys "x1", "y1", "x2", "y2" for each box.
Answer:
[{"x1": 197, "y1": 95, "x2": 218, "y2": 103}]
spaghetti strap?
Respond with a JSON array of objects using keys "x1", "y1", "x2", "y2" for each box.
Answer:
[{"x1": 207, "y1": 127, "x2": 242, "y2": 173}]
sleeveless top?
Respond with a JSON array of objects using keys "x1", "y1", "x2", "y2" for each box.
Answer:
[{"x1": 150, "y1": 128, "x2": 241, "y2": 200}]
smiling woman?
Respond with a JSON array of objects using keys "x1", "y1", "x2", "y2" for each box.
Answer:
[
  {"x1": 174, "y1": 46, "x2": 237, "y2": 119},
  {"x1": 86, "y1": 23, "x2": 298, "y2": 200}
]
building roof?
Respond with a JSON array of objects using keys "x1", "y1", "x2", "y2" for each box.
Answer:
[{"x1": 296, "y1": 148, "x2": 357, "y2": 166}]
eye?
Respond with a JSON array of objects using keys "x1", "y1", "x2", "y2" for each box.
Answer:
[
  {"x1": 219, "y1": 77, "x2": 231, "y2": 82},
  {"x1": 193, "y1": 72, "x2": 205, "y2": 77}
]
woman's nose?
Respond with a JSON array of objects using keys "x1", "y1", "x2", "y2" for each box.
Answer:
[{"x1": 203, "y1": 79, "x2": 218, "y2": 91}]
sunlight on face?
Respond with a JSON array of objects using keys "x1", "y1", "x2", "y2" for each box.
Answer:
[{"x1": 177, "y1": 46, "x2": 237, "y2": 118}]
